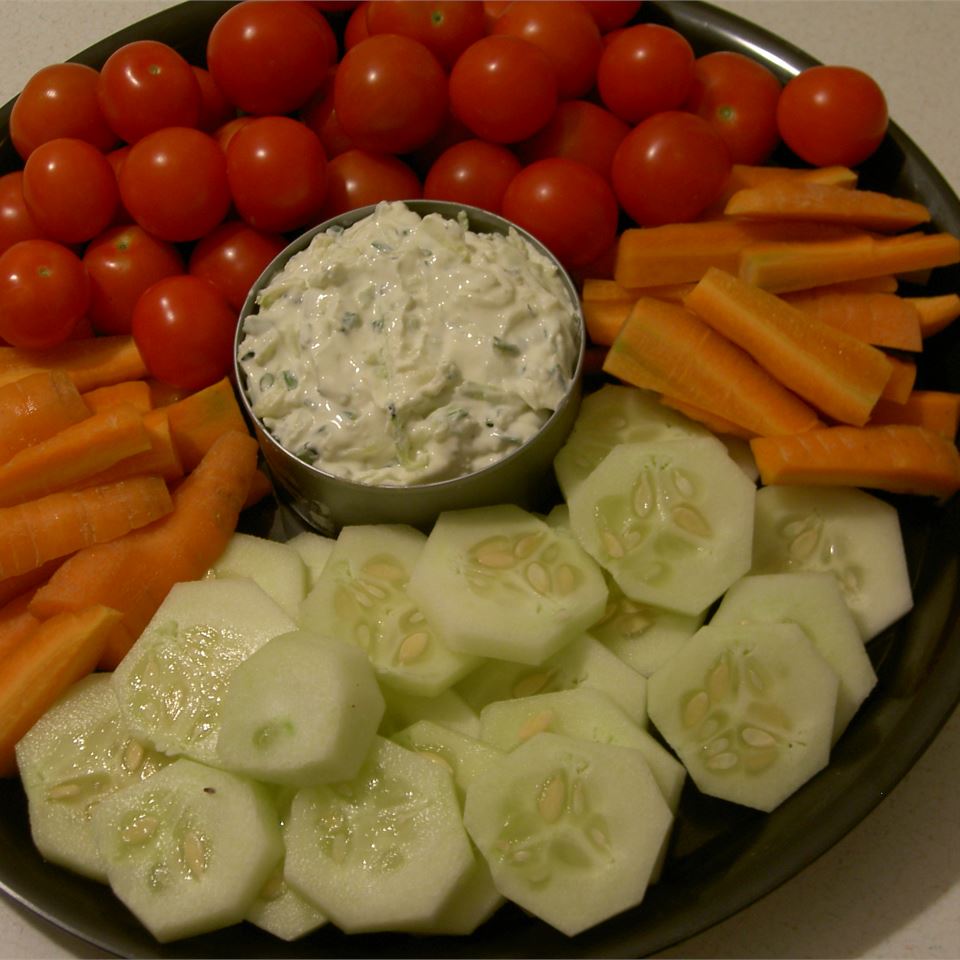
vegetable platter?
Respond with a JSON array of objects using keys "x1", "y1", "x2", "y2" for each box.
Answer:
[{"x1": 0, "y1": 2, "x2": 959, "y2": 958}]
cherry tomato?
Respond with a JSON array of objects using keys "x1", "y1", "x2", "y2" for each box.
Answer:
[
  {"x1": 97, "y1": 40, "x2": 202, "y2": 143},
  {"x1": 10, "y1": 63, "x2": 116, "y2": 159},
  {"x1": 0, "y1": 239, "x2": 90, "y2": 348},
  {"x1": 365, "y1": 1, "x2": 485, "y2": 69},
  {"x1": 501, "y1": 157, "x2": 619, "y2": 269},
  {"x1": 777, "y1": 65, "x2": 888, "y2": 167},
  {"x1": 344, "y1": 2, "x2": 372, "y2": 48},
  {"x1": 490, "y1": 1, "x2": 603, "y2": 100},
  {"x1": 517, "y1": 99, "x2": 629, "y2": 180},
  {"x1": 192, "y1": 66, "x2": 235, "y2": 132},
  {"x1": 214, "y1": 116, "x2": 256, "y2": 153},
  {"x1": 206, "y1": 1, "x2": 336, "y2": 115},
  {"x1": 189, "y1": 221, "x2": 287, "y2": 312},
  {"x1": 104, "y1": 146, "x2": 133, "y2": 225},
  {"x1": 334, "y1": 35, "x2": 448, "y2": 155},
  {"x1": 82, "y1": 225, "x2": 184, "y2": 336},
  {"x1": 119, "y1": 127, "x2": 231, "y2": 242},
  {"x1": 685, "y1": 51, "x2": 782, "y2": 166},
  {"x1": 320, "y1": 148, "x2": 421, "y2": 218},
  {"x1": 449, "y1": 35, "x2": 558, "y2": 144},
  {"x1": 226, "y1": 116, "x2": 328, "y2": 233},
  {"x1": 300, "y1": 79, "x2": 357, "y2": 159},
  {"x1": 611, "y1": 111, "x2": 732, "y2": 226},
  {"x1": 424, "y1": 139, "x2": 521, "y2": 214},
  {"x1": 132, "y1": 275, "x2": 237, "y2": 391},
  {"x1": 584, "y1": 1, "x2": 643, "y2": 32},
  {"x1": 22, "y1": 138, "x2": 119, "y2": 245},
  {"x1": 0, "y1": 172, "x2": 44, "y2": 255},
  {"x1": 597, "y1": 23, "x2": 695, "y2": 123}
]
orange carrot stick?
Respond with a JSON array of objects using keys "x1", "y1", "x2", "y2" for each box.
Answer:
[
  {"x1": 869, "y1": 391, "x2": 960, "y2": 439},
  {"x1": 0, "y1": 476, "x2": 173, "y2": 580},
  {"x1": 162, "y1": 378, "x2": 250, "y2": 472},
  {"x1": 658, "y1": 395, "x2": 756, "y2": 439},
  {"x1": 911, "y1": 293, "x2": 960, "y2": 338},
  {"x1": 0, "y1": 558, "x2": 63, "y2": 609},
  {"x1": 80, "y1": 408, "x2": 183, "y2": 487},
  {"x1": 881, "y1": 355, "x2": 917, "y2": 403},
  {"x1": 0, "y1": 591, "x2": 41, "y2": 661},
  {"x1": 583, "y1": 298, "x2": 632, "y2": 346},
  {"x1": 0, "y1": 336, "x2": 148, "y2": 392},
  {"x1": 81, "y1": 379, "x2": 153, "y2": 415}
]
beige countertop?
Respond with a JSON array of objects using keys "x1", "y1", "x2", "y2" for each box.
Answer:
[{"x1": 0, "y1": 2, "x2": 958, "y2": 958}]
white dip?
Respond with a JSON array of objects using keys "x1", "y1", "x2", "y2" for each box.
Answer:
[{"x1": 237, "y1": 201, "x2": 580, "y2": 486}]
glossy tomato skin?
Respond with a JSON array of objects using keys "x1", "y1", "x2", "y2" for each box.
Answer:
[
  {"x1": 83, "y1": 225, "x2": 184, "y2": 335},
  {"x1": 597, "y1": 23, "x2": 695, "y2": 124},
  {"x1": 189, "y1": 221, "x2": 287, "y2": 312},
  {"x1": 449, "y1": 35, "x2": 558, "y2": 144},
  {"x1": 191, "y1": 66, "x2": 235, "y2": 132},
  {"x1": 334, "y1": 35, "x2": 448, "y2": 155},
  {"x1": 301, "y1": 86, "x2": 357, "y2": 159},
  {"x1": 0, "y1": 172, "x2": 44, "y2": 255},
  {"x1": 0, "y1": 239, "x2": 90, "y2": 348},
  {"x1": 344, "y1": 1, "x2": 372, "y2": 48},
  {"x1": 501, "y1": 157, "x2": 619, "y2": 269},
  {"x1": 213, "y1": 116, "x2": 256, "y2": 153},
  {"x1": 206, "y1": 1, "x2": 336, "y2": 116},
  {"x1": 686, "y1": 51, "x2": 782, "y2": 165},
  {"x1": 132, "y1": 275, "x2": 237, "y2": 391},
  {"x1": 119, "y1": 127, "x2": 231, "y2": 242},
  {"x1": 584, "y1": 1, "x2": 644, "y2": 32},
  {"x1": 97, "y1": 40, "x2": 202, "y2": 143},
  {"x1": 612, "y1": 111, "x2": 732, "y2": 226},
  {"x1": 21, "y1": 138, "x2": 119, "y2": 245},
  {"x1": 490, "y1": 0, "x2": 603, "y2": 100},
  {"x1": 10, "y1": 63, "x2": 117, "y2": 159},
  {"x1": 777, "y1": 65, "x2": 888, "y2": 167},
  {"x1": 424, "y1": 139, "x2": 521, "y2": 214},
  {"x1": 226, "y1": 116, "x2": 328, "y2": 233},
  {"x1": 320, "y1": 148, "x2": 422, "y2": 218},
  {"x1": 365, "y1": 1, "x2": 486, "y2": 69}
]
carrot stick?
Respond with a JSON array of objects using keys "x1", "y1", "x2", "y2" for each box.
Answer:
[
  {"x1": 911, "y1": 293, "x2": 960, "y2": 338},
  {"x1": 0, "y1": 559, "x2": 63, "y2": 609},
  {"x1": 80, "y1": 408, "x2": 183, "y2": 486},
  {"x1": 0, "y1": 591, "x2": 41, "y2": 662},
  {"x1": 658, "y1": 395, "x2": 756, "y2": 439},
  {"x1": 0, "y1": 336, "x2": 148, "y2": 392},
  {"x1": 0, "y1": 477, "x2": 173, "y2": 581},
  {"x1": 581, "y1": 278, "x2": 696, "y2": 303},
  {"x1": 163, "y1": 378, "x2": 250, "y2": 472},
  {"x1": 684, "y1": 267, "x2": 893, "y2": 426},
  {"x1": 583, "y1": 298, "x2": 632, "y2": 346},
  {"x1": 81, "y1": 379, "x2": 153, "y2": 415},
  {"x1": 0, "y1": 604, "x2": 121, "y2": 776},
  {"x1": 0, "y1": 370, "x2": 91, "y2": 464},
  {"x1": 603, "y1": 296, "x2": 822, "y2": 437},
  {"x1": 29, "y1": 430, "x2": 260, "y2": 669},
  {"x1": 750, "y1": 424, "x2": 960, "y2": 499},
  {"x1": 881, "y1": 355, "x2": 917, "y2": 403},
  {"x1": 869, "y1": 391, "x2": 960, "y2": 439}
]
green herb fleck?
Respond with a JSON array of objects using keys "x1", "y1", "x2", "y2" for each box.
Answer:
[
  {"x1": 339, "y1": 311, "x2": 360, "y2": 332},
  {"x1": 282, "y1": 370, "x2": 298, "y2": 389},
  {"x1": 493, "y1": 336, "x2": 521, "y2": 356}
]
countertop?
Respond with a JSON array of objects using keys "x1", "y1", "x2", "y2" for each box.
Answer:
[{"x1": 0, "y1": 2, "x2": 958, "y2": 958}]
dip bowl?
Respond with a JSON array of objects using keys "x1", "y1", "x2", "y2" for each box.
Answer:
[{"x1": 234, "y1": 199, "x2": 586, "y2": 536}]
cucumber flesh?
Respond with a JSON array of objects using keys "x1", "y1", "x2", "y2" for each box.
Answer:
[
  {"x1": 246, "y1": 860, "x2": 328, "y2": 942},
  {"x1": 379, "y1": 686, "x2": 482, "y2": 739},
  {"x1": 285, "y1": 530, "x2": 336, "y2": 587}
]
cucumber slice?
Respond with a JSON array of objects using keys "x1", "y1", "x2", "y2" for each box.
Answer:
[
  {"x1": 299, "y1": 524, "x2": 479, "y2": 696},
  {"x1": 457, "y1": 634, "x2": 648, "y2": 727},
  {"x1": 246, "y1": 863, "x2": 328, "y2": 942},
  {"x1": 286, "y1": 530, "x2": 336, "y2": 587},
  {"x1": 567, "y1": 438, "x2": 756, "y2": 615},
  {"x1": 463, "y1": 731, "x2": 674, "y2": 936},
  {"x1": 712, "y1": 572, "x2": 877, "y2": 741},
  {"x1": 379, "y1": 686, "x2": 481, "y2": 739},
  {"x1": 91, "y1": 758, "x2": 283, "y2": 943},
  {"x1": 215, "y1": 629, "x2": 385, "y2": 786},
  {"x1": 15, "y1": 674, "x2": 169, "y2": 882},
  {"x1": 751, "y1": 484, "x2": 913, "y2": 640},
  {"x1": 112, "y1": 578, "x2": 297, "y2": 765},
  {"x1": 283, "y1": 737, "x2": 475, "y2": 933},
  {"x1": 416, "y1": 853, "x2": 504, "y2": 936},
  {"x1": 647, "y1": 622, "x2": 840, "y2": 812},
  {"x1": 407, "y1": 504, "x2": 609, "y2": 665},
  {"x1": 207, "y1": 532, "x2": 308, "y2": 620}
]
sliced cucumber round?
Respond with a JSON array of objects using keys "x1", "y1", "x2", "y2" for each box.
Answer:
[
  {"x1": 91, "y1": 758, "x2": 284, "y2": 943},
  {"x1": 407, "y1": 504, "x2": 609, "y2": 665},
  {"x1": 246, "y1": 860, "x2": 328, "y2": 942},
  {"x1": 379, "y1": 685, "x2": 482, "y2": 739},
  {"x1": 463, "y1": 731, "x2": 674, "y2": 936},
  {"x1": 647, "y1": 622, "x2": 840, "y2": 812},
  {"x1": 567, "y1": 438, "x2": 756, "y2": 615},
  {"x1": 285, "y1": 530, "x2": 336, "y2": 587}
]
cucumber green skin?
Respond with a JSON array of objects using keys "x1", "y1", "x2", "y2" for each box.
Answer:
[
  {"x1": 463, "y1": 731, "x2": 674, "y2": 937},
  {"x1": 647, "y1": 622, "x2": 840, "y2": 812},
  {"x1": 91, "y1": 758, "x2": 284, "y2": 943}
]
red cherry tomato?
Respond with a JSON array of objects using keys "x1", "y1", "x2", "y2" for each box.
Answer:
[
  {"x1": 424, "y1": 139, "x2": 521, "y2": 214},
  {"x1": 490, "y1": 1, "x2": 603, "y2": 100},
  {"x1": 777, "y1": 65, "x2": 888, "y2": 167},
  {"x1": 214, "y1": 116, "x2": 256, "y2": 153},
  {"x1": 612, "y1": 111, "x2": 732, "y2": 226},
  {"x1": 119, "y1": 127, "x2": 231, "y2": 242},
  {"x1": 132, "y1": 275, "x2": 237, "y2": 391},
  {"x1": 206, "y1": 1, "x2": 336, "y2": 115},
  {"x1": 334, "y1": 35, "x2": 448, "y2": 155},
  {"x1": 584, "y1": 1, "x2": 643, "y2": 32},
  {"x1": 97, "y1": 40, "x2": 202, "y2": 143},
  {"x1": 0, "y1": 239, "x2": 90, "y2": 348},
  {"x1": 0, "y1": 172, "x2": 44, "y2": 255},
  {"x1": 226, "y1": 116, "x2": 328, "y2": 234},
  {"x1": 189, "y1": 221, "x2": 287, "y2": 313},
  {"x1": 10, "y1": 63, "x2": 117, "y2": 159},
  {"x1": 344, "y1": 2, "x2": 372, "y2": 48},
  {"x1": 22, "y1": 137, "x2": 119, "y2": 245},
  {"x1": 501, "y1": 157, "x2": 619, "y2": 269},
  {"x1": 320, "y1": 148, "x2": 422, "y2": 218},
  {"x1": 301, "y1": 80, "x2": 358, "y2": 160},
  {"x1": 597, "y1": 23, "x2": 695, "y2": 123},
  {"x1": 365, "y1": 1, "x2": 485, "y2": 69},
  {"x1": 449, "y1": 35, "x2": 558, "y2": 144},
  {"x1": 517, "y1": 99, "x2": 629, "y2": 180},
  {"x1": 685, "y1": 51, "x2": 782, "y2": 165},
  {"x1": 82, "y1": 225, "x2": 184, "y2": 336},
  {"x1": 192, "y1": 66, "x2": 236, "y2": 132}
]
